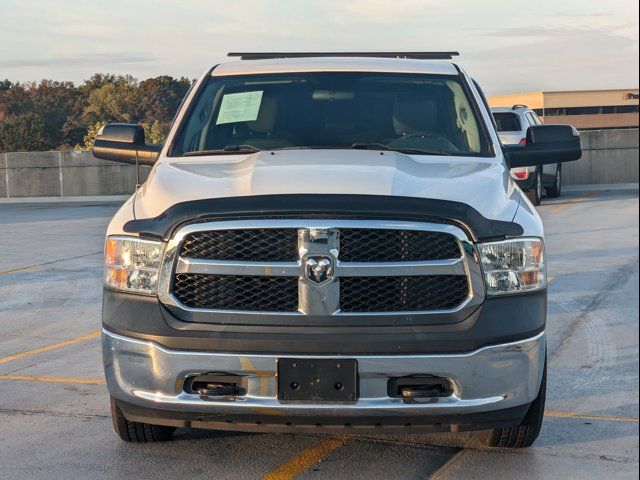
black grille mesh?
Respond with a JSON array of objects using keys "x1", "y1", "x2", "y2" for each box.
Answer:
[
  {"x1": 339, "y1": 229, "x2": 460, "y2": 262},
  {"x1": 340, "y1": 275, "x2": 469, "y2": 312},
  {"x1": 180, "y1": 229, "x2": 298, "y2": 261},
  {"x1": 173, "y1": 274, "x2": 298, "y2": 311}
]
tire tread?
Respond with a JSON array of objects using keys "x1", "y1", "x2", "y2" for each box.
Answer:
[
  {"x1": 110, "y1": 397, "x2": 175, "y2": 443},
  {"x1": 485, "y1": 359, "x2": 546, "y2": 449}
]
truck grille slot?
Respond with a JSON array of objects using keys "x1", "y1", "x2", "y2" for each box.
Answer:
[
  {"x1": 173, "y1": 274, "x2": 299, "y2": 311},
  {"x1": 338, "y1": 229, "x2": 461, "y2": 262},
  {"x1": 339, "y1": 276, "x2": 469, "y2": 312},
  {"x1": 180, "y1": 229, "x2": 298, "y2": 261}
]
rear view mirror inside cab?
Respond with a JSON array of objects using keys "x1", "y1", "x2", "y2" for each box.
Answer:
[{"x1": 312, "y1": 90, "x2": 355, "y2": 100}]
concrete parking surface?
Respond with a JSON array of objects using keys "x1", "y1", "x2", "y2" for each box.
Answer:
[{"x1": 0, "y1": 188, "x2": 638, "y2": 479}]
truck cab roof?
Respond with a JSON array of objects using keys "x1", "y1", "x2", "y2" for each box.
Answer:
[{"x1": 212, "y1": 56, "x2": 460, "y2": 77}]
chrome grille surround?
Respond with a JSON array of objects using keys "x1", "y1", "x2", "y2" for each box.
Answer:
[{"x1": 157, "y1": 219, "x2": 485, "y2": 318}]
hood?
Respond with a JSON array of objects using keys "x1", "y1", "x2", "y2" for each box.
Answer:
[{"x1": 134, "y1": 150, "x2": 520, "y2": 222}]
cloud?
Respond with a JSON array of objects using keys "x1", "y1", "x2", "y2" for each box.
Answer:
[
  {"x1": 336, "y1": 0, "x2": 441, "y2": 22},
  {"x1": 463, "y1": 25, "x2": 639, "y2": 95},
  {"x1": 0, "y1": 0, "x2": 636, "y2": 93},
  {"x1": 0, "y1": 53, "x2": 154, "y2": 69},
  {"x1": 475, "y1": 24, "x2": 638, "y2": 41}
]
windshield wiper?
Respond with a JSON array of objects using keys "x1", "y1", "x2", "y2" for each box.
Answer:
[
  {"x1": 350, "y1": 143, "x2": 450, "y2": 156},
  {"x1": 183, "y1": 145, "x2": 261, "y2": 156},
  {"x1": 269, "y1": 146, "x2": 343, "y2": 151}
]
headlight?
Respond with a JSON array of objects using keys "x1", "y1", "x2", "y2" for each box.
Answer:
[
  {"x1": 104, "y1": 236, "x2": 163, "y2": 294},
  {"x1": 478, "y1": 238, "x2": 546, "y2": 296}
]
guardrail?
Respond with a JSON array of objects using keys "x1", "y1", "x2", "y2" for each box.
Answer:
[{"x1": 0, "y1": 129, "x2": 637, "y2": 198}]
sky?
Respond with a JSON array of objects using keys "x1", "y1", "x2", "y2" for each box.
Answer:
[{"x1": 0, "y1": 0, "x2": 638, "y2": 96}]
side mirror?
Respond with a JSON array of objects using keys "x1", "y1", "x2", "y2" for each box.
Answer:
[
  {"x1": 92, "y1": 123, "x2": 160, "y2": 166},
  {"x1": 505, "y1": 124, "x2": 582, "y2": 169}
]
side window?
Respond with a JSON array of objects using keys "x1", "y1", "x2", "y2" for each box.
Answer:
[
  {"x1": 531, "y1": 112, "x2": 543, "y2": 125},
  {"x1": 525, "y1": 112, "x2": 537, "y2": 126}
]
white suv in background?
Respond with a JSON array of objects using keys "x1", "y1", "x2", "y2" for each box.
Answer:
[{"x1": 492, "y1": 106, "x2": 563, "y2": 206}]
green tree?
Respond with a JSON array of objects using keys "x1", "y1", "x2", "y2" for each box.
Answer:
[
  {"x1": 29, "y1": 80, "x2": 80, "y2": 148},
  {"x1": 77, "y1": 121, "x2": 108, "y2": 150},
  {"x1": 136, "y1": 76, "x2": 191, "y2": 127},
  {"x1": 0, "y1": 113, "x2": 49, "y2": 152},
  {"x1": 0, "y1": 73, "x2": 192, "y2": 153},
  {"x1": 0, "y1": 81, "x2": 33, "y2": 117},
  {"x1": 142, "y1": 120, "x2": 166, "y2": 144},
  {"x1": 81, "y1": 75, "x2": 140, "y2": 125}
]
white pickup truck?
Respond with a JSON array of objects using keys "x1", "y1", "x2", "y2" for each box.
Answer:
[{"x1": 95, "y1": 52, "x2": 581, "y2": 448}]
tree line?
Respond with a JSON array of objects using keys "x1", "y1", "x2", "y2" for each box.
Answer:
[{"x1": 0, "y1": 74, "x2": 192, "y2": 153}]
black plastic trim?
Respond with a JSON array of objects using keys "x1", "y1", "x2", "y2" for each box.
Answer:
[
  {"x1": 115, "y1": 397, "x2": 529, "y2": 433},
  {"x1": 102, "y1": 289, "x2": 546, "y2": 355},
  {"x1": 122, "y1": 194, "x2": 524, "y2": 242}
]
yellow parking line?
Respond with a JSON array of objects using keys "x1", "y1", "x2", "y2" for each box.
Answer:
[
  {"x1": 0, "y1": 374, "x2": 105, "y2": 385},
  {"x1": 545, "y1": 410, "x2": 639, "y2": 423},
  {"x1": 0, "y1": 263, "x2": 46, "y2": 275},
  {"x1": 0, "y1": 251, "x2": 102, "y2": 276},
  {"x1": 549, "y1": 190, "x2": 596, "y2": 213},
  {"x1": 261, "y1": 436, "x2": 349, "y2": 480},
  {"x1": 0, "y1": 330, "x2": 101, "y2": 365}
]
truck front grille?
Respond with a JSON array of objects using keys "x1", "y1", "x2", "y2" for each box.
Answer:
[
  {"x1": 173, "y1": 274, "x2": 299, "y2": 311},
  {"x1": 165, "y1": 221, "x2": 477, "y2": 315},
  {"x1": 340, "y1": 275, "x2": 469, "y2": 312},
  {"x1": 339, "y1": 229, "x2": 461, "y2": 262},
  {"x1": 181, "y1": 229, "x2": 298, "y2": 262}
]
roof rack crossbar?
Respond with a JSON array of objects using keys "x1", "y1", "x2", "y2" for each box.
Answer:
[{"x1": 228, "y1": 52, "x2": 460, "y2": 61}]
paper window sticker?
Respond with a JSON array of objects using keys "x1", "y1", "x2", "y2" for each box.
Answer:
[{"x1": 216, "y1": 90, "x2": 264, "y2": 125}]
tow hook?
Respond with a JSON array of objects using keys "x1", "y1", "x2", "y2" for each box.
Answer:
[{"x1": 184, "y1": 373, "x2": 247, "y2": 399}]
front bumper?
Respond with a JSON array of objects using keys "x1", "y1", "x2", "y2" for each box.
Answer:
[{"x1": 103, "y1": 329, "x2": 546, "y2": 432}]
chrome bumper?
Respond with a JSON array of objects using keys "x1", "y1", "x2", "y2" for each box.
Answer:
[{"x1": 103, "y1": 330, "x2": 545, "y2": 418}]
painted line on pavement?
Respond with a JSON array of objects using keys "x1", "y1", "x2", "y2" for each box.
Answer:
[
  {"x1": 0, "y1": 374, "x2": 105, "y2": 385},
  {"x1": 548, "y1": 191, "x2": 596, "y2": 213},
  {"x1": 0, "y1": 251, "x2": 102, "y2": 276},
  {"x1": 0, "y1": 330, "x2": 101, "y2": 365},
  {"x1": 261, "y1": 436, "x2": 349, "y2": 480},
  {"x1": 545, "y1": 410, "x2": 639, "y2": 423}
]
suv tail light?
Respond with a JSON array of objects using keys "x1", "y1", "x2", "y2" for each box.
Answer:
[
  {"x1": 519, "y1": 137, "x2": 527, "y2": 145},
  {"x1": 513, "y1": 170, "x2": 529, "y2": 179}
]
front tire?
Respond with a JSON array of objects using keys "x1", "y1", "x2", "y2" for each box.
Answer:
[
  {"x1": 484, "y1": 359, "x2": 546, "y2": 448},
  {"x1": 110, "y1": 397, "x2": 176, "y2": 443}
]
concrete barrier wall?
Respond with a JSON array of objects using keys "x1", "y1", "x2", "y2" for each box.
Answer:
[
  {"x1": 1, "y1": 128, "x2": 638, "y2": 198},
  {"x1": 563, "y1": 128, "x2": 639, "y2": 185},
  {"x1": 0, "y1": 150, "x2": 150, "y2": 198}
]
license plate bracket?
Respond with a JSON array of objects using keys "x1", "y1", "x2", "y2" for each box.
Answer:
[{"x1": 277, "y1": 358, "x2": 358, "y2": 402}]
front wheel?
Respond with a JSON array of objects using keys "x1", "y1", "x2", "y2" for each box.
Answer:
[
  {"x1": 110, "y1": 397, "x2": 176, "y2": 442},
  {"x1": 525, "y1": 169, "x2": 543, "y2": 206},
  {"x1": 483, "y1": 359, "x2": 546, "y2": 448}
]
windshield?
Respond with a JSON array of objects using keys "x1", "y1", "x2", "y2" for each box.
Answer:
[
  {"x1": 172, "y1": 72, "x2": 489, "y2": 157},
  {"x1": 493, "y1": 112, "x2": 522, "y2": 132}
]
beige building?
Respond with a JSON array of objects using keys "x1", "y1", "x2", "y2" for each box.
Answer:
[{"x1": 489, "y1": 89, "x2": 639, "y2": 130}]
